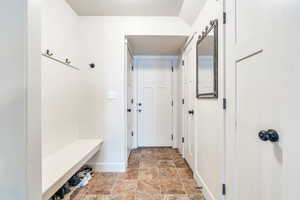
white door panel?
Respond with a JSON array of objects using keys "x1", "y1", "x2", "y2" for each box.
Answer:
[
  {"x1": 138, "y1": 59, "x2": 173, "y2": 147},
  {"x1": 234, "y1": 0, "x2": 284, "y2": 199},
  {"x1": 183, "y1": 46, "x2": 195, "y2": 170},
  {"x1": 236, "y1": 53, "x2": 282, "y2": 200},
  {"x1": 140, "y1": 87, "x2": 155, "y2": 146}
]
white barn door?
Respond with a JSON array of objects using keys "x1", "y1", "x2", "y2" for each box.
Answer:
[{"x1": 137, "y1": 58, "x2": 173, "y2": 147}]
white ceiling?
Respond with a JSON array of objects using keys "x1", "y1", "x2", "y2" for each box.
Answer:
[
  {"x1": 127, "y1": 36, "x2": 188, "y2": 56},
  {"x1": 65, "y1": 0, "x2": 207, "y2": 25},
  {"x1": 66, "y1": 0, "x2": 184, "y2": 16}
]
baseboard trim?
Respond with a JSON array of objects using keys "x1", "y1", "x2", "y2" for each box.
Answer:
[
  {"x1": 88, "y1": 162, "x2": 126, "y2": 172},
  {"x1": 194, "y1": 171, "x2": 217, "y2": 200}
]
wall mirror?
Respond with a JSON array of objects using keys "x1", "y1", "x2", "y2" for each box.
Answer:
[{"x1": 196, "y1": 19, "x2": 218, "y2": 98}]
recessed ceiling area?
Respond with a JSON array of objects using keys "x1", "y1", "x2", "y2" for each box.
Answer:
[
  {"x1": 66, "y1": 0, "x2": 184, "y2": 16},
  {"x1": 127, "y1": 36, "x2": 188, "y2": 56}
]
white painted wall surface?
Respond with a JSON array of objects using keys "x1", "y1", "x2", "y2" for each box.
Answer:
[
  {"x1": 0, "y1": 1, "x2": 41, "y2": 200},
  {"x1": 188, "y1": 0, "x2": 224, "y2": 199},
  {"x1": 79, "y1": 17, "x2": 191, "y2": 171},
  {"x1": 27, "y1": 0, "x2": 42, "y2": 199},
  {"x1": 42, "y1": 0, "x2": 82, "y2": 157},
  {"x1": 282, "y1": 1, "x2": 300, "y2": 198},
  {"x1": 179, "y1": 0, "x2": 207, "y2": 25}
]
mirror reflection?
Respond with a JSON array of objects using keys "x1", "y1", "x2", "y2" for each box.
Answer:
[{"x1": 196, "y1": 20, "x2": 218, "y2": 98}]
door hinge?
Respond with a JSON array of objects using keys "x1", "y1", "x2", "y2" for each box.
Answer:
[
  {"x1": 182, "y1": 99, "x2": 185, "y2": 104},
  {"x1": 182, "y1": 137, "x2": 185, "y2": 143},
  {"x1": 131, "y1": 131, "x2": 134, "y2": 136},
  {"x1": 171, "y1": 100, "x2": 174, "y2": 106},
  {"x1": 131, "y1": 98, "x2": 134, "y2": 104},
  {"x1": 171, "y1": 134, "x2": 174, "y2": 141},
  {"x1": 223, "y1": 98, "x2": 227, "y2": 110},
  {"x1": 131, "y1": 65, "x2": 134, "y2": 71},
  {"x1": 182, "y1": 60, "x2": 185, "y2": 66},
  {"x1": 222, "y1": 184, "x2": 226, "y2": 195},
  {"x1": 223, "y1": 12, "x2": 227, "y2": 24},
  {"x1": 171, "y1": 67, "x2": 174, "y2": 72}
]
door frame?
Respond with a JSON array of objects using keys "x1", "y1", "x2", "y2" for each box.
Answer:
[{"x1": 124, "y1": 38, "x2": 138, "y2": 166}]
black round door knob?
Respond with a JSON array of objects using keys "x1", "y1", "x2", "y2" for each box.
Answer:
[
  {"x1": 266, "y1": 129, "x2": 279, "y2": 142},
  {"x1": 258, "y1": 129, "x2": 279, "y2": 142},
  {"x1": 127, "y1": 109, "x2": 131, "y2": 112},
  {"x1": 258, "y1": 130, "x2": 269, "y2": 141},
  {"x1": 188, "y1": 110, "x2": 194, "y2": 115}
]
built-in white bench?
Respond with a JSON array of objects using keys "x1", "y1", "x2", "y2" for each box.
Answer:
[{"x1": 42, "y1": 139, "x2": 103, "y2": 200}]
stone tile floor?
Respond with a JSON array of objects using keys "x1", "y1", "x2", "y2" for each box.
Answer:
[{"x1": 71, "y1": 147, "x2": 205, "y2": 200}]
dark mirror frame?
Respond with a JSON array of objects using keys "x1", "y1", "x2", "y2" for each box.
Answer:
[{"x1": 196, "y1": 19, "x2": 218, "y2": 99}]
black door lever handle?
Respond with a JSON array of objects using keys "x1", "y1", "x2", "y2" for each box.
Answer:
[
  {"x1": 127, "y1": 109, "x2": 131, "y2": 112},
  {"x1": 188, "y1": 110, "x2": 194, "y2": 115}
]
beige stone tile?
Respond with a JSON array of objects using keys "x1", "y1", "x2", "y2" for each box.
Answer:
[
  {"x1": 160, "y1": 179, "x2": 185, "y2": 195},
  {"x1": 159, "y1": 168, "x2": 178, "y2": 179},
  {"x1": 137, "y1": 179, "x2": 161, "y2": 194},
  {"x1": 164, "y1": 195, "x2": 190, "y2": 200},
  {"x1": 177, "y1": 168, "x2": 193, "y2": 180},
  {"x1": 112, "y1": 180, "x2": 137, "y2": 195},
  {"x1": 136, "y1": 192, "x2": 163, "y2": 200},
  {"x1": 83, "y1": 195, "x2": 97, "y2": 200},
  {"x1": 157, "y1": 154, "x2": 173, "y2": 161},
  {"x1": 76, "y1": 148, "x2": 205, "y2": 200},
  {"x1": 98, "y1": 194, "x2": 135, "y2": 200},
  {"x1": 95, "y1": 173, "x2": 120, "y2": 181},
  {"x1": 188, "y1": 194, "x2": 205, "y2": 200},
  {"x1": 70, "y1": 187, "x2": 87, "y2": 200},
  {"x1": 86, "y1": 178, "x2": 116, "y2": 195},
  {"x1": 140, "y1": 153, "x2": 157, "y2": 162},
  {"x1": 128, "y1": 161, "x2": 140, "y2": 169},
  {"x1": 140, "y1": 160, "x2": 158, "y2": 168},
  {"x1": 182, "y1": 179, "x2": 201, "y2": 194},
  {"x1": 139, "y1": 168, "x2": 159, "y2": 180},
  {"x1": 119, "y1": 169, "x2": 139, "y2": 180},
  {"x1": 174, "y1": 160, "x2": 189, "y2": 169},
  {"x1": 158, "y1": 160, "x2": 176, "y2": 168}
]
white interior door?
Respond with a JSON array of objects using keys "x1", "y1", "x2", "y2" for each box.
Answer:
[
  {"x1": 234, "y1": 0, "x2": 283, "y2": 199},
  {"x1": 137, "y1": 58, "x2": 173, "y2": 147},
  {"x1": 127, "y1": 50, "x2": 135, "y2": 157},
  {"x1": 183, "y1": 46, "x2": 195, "y2": 169}
]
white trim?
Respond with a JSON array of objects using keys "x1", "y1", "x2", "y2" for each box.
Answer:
[
  {"x1": 134, "y1": 56, "x2": 179, "y2": 60},
  {"x1": 89, "y1": 162, "x2": 126, "y2": 172},
  {"x1": 194, "y1": 171, "x2": 217, "y2": 200},
  {"x1": 124, "y1": 38, "x2": 129, "y2": 167}
]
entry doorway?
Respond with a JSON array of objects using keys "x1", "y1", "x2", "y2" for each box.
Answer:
[{"x1": 125, "y1": 35, "x2": 188, "y2": 150}]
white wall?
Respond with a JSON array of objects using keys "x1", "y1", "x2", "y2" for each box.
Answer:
[
  {"x1": 0, "y1": 1, "x2": 41, "y2": 200},
  {"x1": 185, "y1": 0, "x2": 224, "y2": 199},
  {"x1": 179, "y1": 0, "x2": 208, "y2": 25},
  {"x1": 42, "y1": 0, "x2": 82, "y2": 157},
  {"x1": 79, "y1": 17, "x2": 191, "y2": 171}
]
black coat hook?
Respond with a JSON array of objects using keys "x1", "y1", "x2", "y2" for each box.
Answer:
[
  {"x1": 45, "y1": 49, "x2": 53, "y2": 56},
  {"x1": 89, "y1": 63, "x2": 95, "y2": 68},
  {"x1": 65, "y1": 58, "x2": 71, "y2": 65}
]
